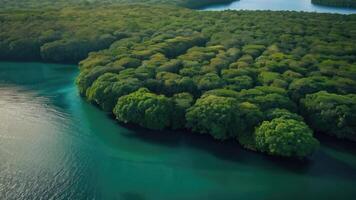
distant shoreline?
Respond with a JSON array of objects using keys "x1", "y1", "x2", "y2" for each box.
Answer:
[{"x1": 311, "y1": 0, "x2": 356, "y2": 8}]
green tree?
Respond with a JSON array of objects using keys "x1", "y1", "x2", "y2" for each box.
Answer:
[
  {"x1": 76, "y1": 66, "x2": 124, "y2": 96},
  {"x1": 86, "y1": 73, "x2": 142, "y2": 111},
  {"x1": 171, "y1": 93, "x2": 194, "y2": 129},
  {"x1": 186, "y1": 95, "x2": 241, "y2": 140},
  {"x1": 300, "y1": 91, "x2": 356, "y2": 141},
  {"x1": 255, "y1": 118, "x2": 319, "y2": 158},
  {"x1": 265, "y1": 108, "x2": 304, "y2": 121},
  {"x1": 113, "y1": 88, "x2": 173, "y2": 130}
]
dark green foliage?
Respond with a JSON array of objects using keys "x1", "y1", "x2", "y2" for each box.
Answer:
[
  {"x1": 222, "y1": 69, "x2": 254, "y2": 91},
  {"x1": 186, "y1": 95, "x2": 241, "y2": 140},
  {"x1": 300, "y1": 91, "x2": 356, "y2": 141},
  {"x1": 171, "y1": 92, "x2": 194, "y2": 129},
  {"x1": 87, "y1": 73, "x2": 142, "y2": 111},
  {"x1": 40, "y1": 36, "x2": 116, "y2": 63},
  {"x1": 289, "y1": 76, "x2": 337, "y2": 101},
  {"x1": 196, "y1": 73, "x2": 225, "y2": 91},
  {"x1": 177, "y1": 0, "x2": 236, "y2": 9},
  {"x1": 0, "y1": 38, "x2": 41, "y2": 61},
  {"x1": 255, "y1": 118, "x2": 319, "y2": 157},
  {"x1": 156, "y1": 59, "x2": 182, "y2": 73},
  {"x1": 113, "y1": 88, "x2": 173, "y2": 130},
  {"x1": 2, "y1": 1, "x2": 356, "y2": 158},
  {"x1": 203, "y1": 88, "x2": 240, "y2": 99},
  {"x1": 237, "y1": 86, "x2": 297, "y2": 112},
  {"x1": 236, "y1": 102, "x2": 264, "y2": 149},
  {"x1": 265, "y1": 108, "x2": 304, "y2": 121},
  {"x1": 159, "y1": 35, "x2": 208, "y2": 58},
  {"x1": 76, "y1": 66, "x2": 124, "y2": 96},
  {"x1": 156, "y1": 72, "x2": 197, "y2": 96},
  {"x1": 242, "y1": 44, "x2": 265, "y2": 58}
]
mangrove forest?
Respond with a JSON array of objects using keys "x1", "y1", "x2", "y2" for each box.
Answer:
[{"x1": 0, "y1": 0, "x2": 355, "y2": 159}]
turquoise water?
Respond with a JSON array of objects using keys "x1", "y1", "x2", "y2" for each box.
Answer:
[
  {"x1": 202, "y1": 0, "x2": 356, "y2": 14},
  {"x1": 0, "y1": 62, "x2": 356, "y2": 199}
]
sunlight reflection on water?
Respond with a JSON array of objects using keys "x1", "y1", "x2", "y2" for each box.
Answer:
[{"x1": 202, "y1": 0, "x2": 356, "y2": 14}]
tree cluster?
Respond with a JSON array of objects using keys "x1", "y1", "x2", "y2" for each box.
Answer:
[{"x1": 1, "y1": 4, "x2": 355, "y2": 158}]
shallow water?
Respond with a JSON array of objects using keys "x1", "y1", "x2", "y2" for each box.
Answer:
[
  {"x1": 0, "y1": 62, "x2": 355, "y2": 199},
  {"x1": 202, "y1": 0, "x2": 356, "y2": 14}
]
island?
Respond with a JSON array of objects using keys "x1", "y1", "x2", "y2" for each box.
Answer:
[
  {"x1": 0, "y1": 0, "x2": 355, "y2": 158},
  {"x1": 312, "y1": 0, "x2": 356, "y2": 8}
]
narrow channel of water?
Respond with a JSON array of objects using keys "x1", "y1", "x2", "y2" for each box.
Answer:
[{"x1": 0, "y1": 62, "x2": 355, "y2": 199}]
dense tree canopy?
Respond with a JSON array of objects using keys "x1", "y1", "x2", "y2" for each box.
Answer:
[
  {"x1": 255, "y1": 118, "x2": 319, "y2": 158},
  {"x1": 113, "y1": 88, "x2": 173, "y2": 130},
  {"x1": 186, "y1": 95, "x2": 242, "y2": 140},
  {"x1": 1, "y1": 1, "x2": 355, "y2": 158},
  {"x1": 301, "y1": 91, "x2": 356, "y2": 141},
  {"x1": 86, "y1": 72, "x2": 143, "y2": 111}
]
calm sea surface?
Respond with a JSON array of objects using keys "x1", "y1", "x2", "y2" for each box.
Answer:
[{"x1": 202, "y1": 0, "x2": 356, "y2": 14}]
